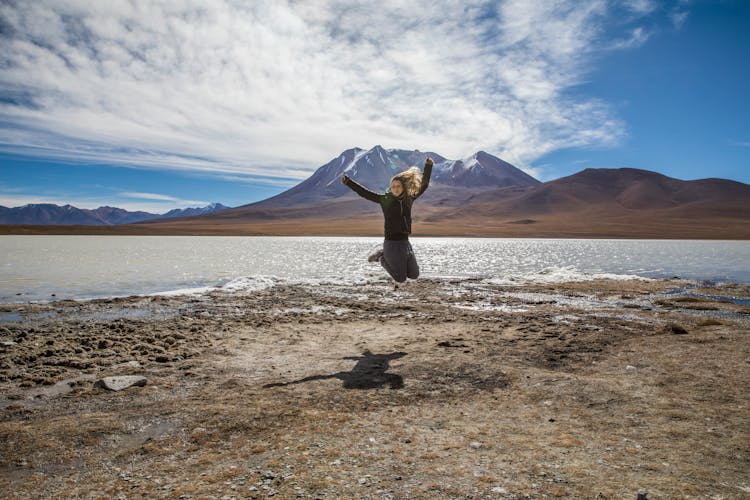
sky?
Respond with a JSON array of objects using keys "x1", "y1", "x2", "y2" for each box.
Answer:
[{"x1": 0, "y1": 0, "x2": 748, "y2": 213}]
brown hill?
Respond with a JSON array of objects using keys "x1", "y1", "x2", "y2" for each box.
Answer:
[{"x1": 418, "y1": 168, "x2": 750, "y2": 238}]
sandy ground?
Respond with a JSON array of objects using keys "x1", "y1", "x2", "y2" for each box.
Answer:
[{"x1": 0, "y1": 276, "x2": 749, "y2": 498}]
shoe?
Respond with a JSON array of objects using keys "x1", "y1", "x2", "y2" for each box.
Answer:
[{"x1": 368, "y1": 249, "x2": 384, "y2": 263}]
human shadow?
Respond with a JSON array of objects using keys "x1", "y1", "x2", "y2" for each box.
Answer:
[{"x1": 263, "y1": 350, "x2": 407, "y2": 390}]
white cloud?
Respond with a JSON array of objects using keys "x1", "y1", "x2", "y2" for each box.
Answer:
[
  {"x1": 0, "y1": 0, "x2": 664, "y2": 179},
  {"x1": 118, "y1": 191, "x2": 207, "y2": 205},
  {"x1": 609, "y1": 26, "x2": 651, "y2": 49},
  {"x1": 671, "y1": 10, "x2": 689, "y2": 29},
  {"x1": 118, "y1": 192, "x2": 177, "y2": 202},
  {"x1": 622, "y1": 0, "x2": 657, "y2": 14}
]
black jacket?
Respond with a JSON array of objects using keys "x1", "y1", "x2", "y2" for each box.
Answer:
[{"x1": 344, "y1": 163, "x2": 432, "y2": 240}]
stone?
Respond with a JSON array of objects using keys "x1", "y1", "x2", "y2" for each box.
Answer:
[
  {"x1": 94, "y1": 375, "x2": 147, "y2": 391},
  {"x1": 666, "y1": 324, "x2": 688, "y2": 335},
  {"x1": 469, "y1": 441, "x2": 484, "y2": 449},
  {"x1": 112, "y1": 360, "x2": 141, "y2": 369}
]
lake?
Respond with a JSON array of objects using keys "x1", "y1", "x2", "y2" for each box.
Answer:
[{"x1": 1, "y1": 236, "x2": 748, "y2": 302}]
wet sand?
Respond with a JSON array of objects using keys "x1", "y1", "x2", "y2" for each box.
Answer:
[{"x1": 1, "y1": 277, "x2": 749, "y2": 498}]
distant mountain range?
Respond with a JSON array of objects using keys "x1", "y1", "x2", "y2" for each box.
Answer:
[
  {"x1": 0, "y1": 202, "x2": 230, "y2": 225},
  {"x1": 1, "y1": 146, "x2": 749, "y2": 238}
]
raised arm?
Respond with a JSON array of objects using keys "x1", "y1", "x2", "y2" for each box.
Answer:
[
  {"x1": 414, "y1": 157, "x2": 433, "y2": 199},
  {"x1": 341, "y1": 173, "x2": 382, "y2": 203}
]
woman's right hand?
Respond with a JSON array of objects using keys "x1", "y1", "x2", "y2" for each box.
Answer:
[{"x1": 341, "y1": 173, "x2": 350, "y2": 184}]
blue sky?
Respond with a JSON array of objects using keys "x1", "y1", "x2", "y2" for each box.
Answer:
[{"x1": 0, "y1": 0, "x2": 748, "y2": 212}]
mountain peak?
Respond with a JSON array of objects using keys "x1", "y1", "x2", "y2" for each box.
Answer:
[
  {"x1": 431, "y1": 150, "x2": 540, "y2": 188},
  {"x1": 237, "y1": 145, "x2": 537, "y2": 210}
]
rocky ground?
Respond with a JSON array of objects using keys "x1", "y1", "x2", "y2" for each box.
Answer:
[{"x1": 0, "y1": 277, "x2": 749, "y2": 498}]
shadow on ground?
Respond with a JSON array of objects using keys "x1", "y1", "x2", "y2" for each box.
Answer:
[{"x1": 263, "y1": 351, "x2": 407, "y2": 390}]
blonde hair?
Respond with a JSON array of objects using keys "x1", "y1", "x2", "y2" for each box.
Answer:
[{"x1": 391, "y1": 166, "x2": 423, "y2": 197}]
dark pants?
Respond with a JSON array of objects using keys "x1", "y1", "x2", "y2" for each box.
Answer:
[{"x1": 380, "y1": 239, "x2": 419, "y2": 283}]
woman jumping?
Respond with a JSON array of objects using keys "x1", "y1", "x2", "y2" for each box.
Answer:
[{"x1": 341, "y1": 156, "x2": 433, "y2": 286}]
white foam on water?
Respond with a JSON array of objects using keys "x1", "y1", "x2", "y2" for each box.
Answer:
[
  {"x1": 220, "y1": 275, "x2": 279, "y2": 292},
  {"x1": 482, "y1": 266, "x2": 653, "y2": 285},
  {"x1": 149, "y1": 286, "x2": 216, "y2": 297}
]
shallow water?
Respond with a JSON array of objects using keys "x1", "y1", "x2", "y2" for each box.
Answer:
[{"x1": 1, "y1": 236, "x2": 749, "y2": 302}]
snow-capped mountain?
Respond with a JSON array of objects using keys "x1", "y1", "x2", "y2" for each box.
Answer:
[
  {"x1": 432, "y1": 150, "x2": 540, "y2": 187},
  {"x1": 0, "y1": 202, "x2": 231, "y2": 226},
  {"x1": 242, "y1": 145, "x2": 537, "y2": 209}
]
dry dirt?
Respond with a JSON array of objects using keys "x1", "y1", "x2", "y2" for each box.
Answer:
[{"x1": 0, "y1": 277, "x2": 749, "y2": 498}]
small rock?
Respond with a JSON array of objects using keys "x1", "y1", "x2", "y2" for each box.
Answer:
[
  {"x1": 261, "y1": 471, "x2": 276, "y2": 480},
  {"x1": 1, "y1": 341, "x2": 16, "y2": 347},
  {"x1": 626, "y1": 365, "x2": 637, "y2": 371},
  {"x1": 666, "y1": 324, "x2": 688, "y2": 335},
  {"x1": 491, "y1": 486, "x2": 508, "y2": 494},
  {"x1": 469, "y1": 441, "x2": 484, "y2": 449},
  {"x1": 94, "y1": 375, "x2": 147, "y2": 391}
]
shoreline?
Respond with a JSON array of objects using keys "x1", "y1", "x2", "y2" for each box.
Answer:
[
  {"x1": 3, "y1": 271, "x2": 750, "y2": 306},
  {"x1": 3, "y1": 224, "x2": 750, "y2": 240},
  {"x1": 1, "y1": 277, "x2": 749, "y2": 497}
]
